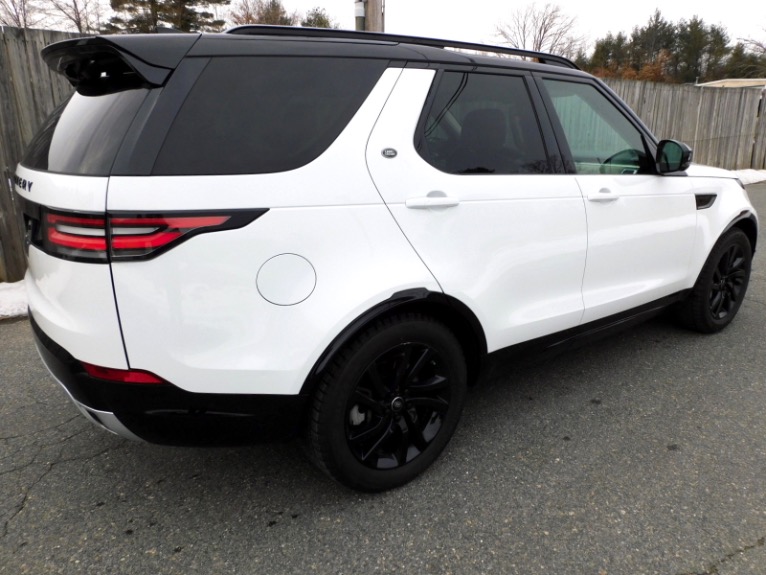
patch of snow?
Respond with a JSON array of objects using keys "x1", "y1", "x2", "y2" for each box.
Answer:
[
  {"x1": 734, "y1": 169, "x2": 766, "y2": 185},
  {"x1": 0, "y1": 281, "x2": 28, "y2": 319}
]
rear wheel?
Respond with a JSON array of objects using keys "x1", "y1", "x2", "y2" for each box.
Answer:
[
  {"x1": 677, "y1": 228, "x2": 752, "y2": 333},
  {"x1": 307, "y1": 314, "x2": 467, "y2": 491}
]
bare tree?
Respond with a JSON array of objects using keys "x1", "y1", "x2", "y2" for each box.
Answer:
[
  {"x1": 229, "y1": 0, "x2": 295, "y2": 26},
  {"x1": 228, "y1": 0, "x2": 255, "y2": 24},
  {"x1": 743, "y1": 31, "x2": 766, "y2": 55},
  {"x1": 737, "y1": 30, "x2": 766, "y2": 77},
  {"x1": 0, "y1": 0, "x2": 42, "y2": 27},
  {"x1": 45, "y1": 0, "x2": 102, "y2": 32},
  {"x1": 496, "y1": 2, "x2": 583, "y2": 59}
]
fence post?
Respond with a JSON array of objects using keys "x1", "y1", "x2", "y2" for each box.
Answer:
[{"x1": 693, "y1": 86, "x2": 703, "y2": 155}]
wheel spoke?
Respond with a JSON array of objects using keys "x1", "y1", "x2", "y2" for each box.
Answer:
[
  {"x1": 348, "y1": 413, "x2": 389, "y2": 443},
  {"x1": 349, "y1": 416, "x2": 395, "y2": 462},
  {"x1": 402, "y1": 410, "x2": 428, "y2": 454},
  {"x1": 409, "y1": 374, "x2": 448, "y2": 393},
  {"x1": 722, "y1": 291, "x2": 733, "y2": 314},
  {"x1": 365, "y1": 361, "x2": 389, "y2": 397},
  {"x1": 392, "y1": 347, "x2": 413, "y2": 389},
  {"x1": 407, "y1": 396, "x2": 450, "y2": 412},
  {"x1": 728, "y1": 269, "x2": 747, "y2": 282},
  {"x1": 727, "y1": 247, "x2": 742, "y2": 270},
  {"x1": 405, "y1": 347, "x2": 433, "y2": 383},
  {"x1": 716, "y1": 258, "x2": 729, "y2": 277},
  {"x1": 730, "y1": 255, "x2": 745, "y2": 271},
  {"x1": 712, "y1": 268, "x2": 722, "y2": 283},
  {"x1": 352, "y1": 389, "x2": 386, "y2": 415},
  {"x1": 711, "y1": 291, "x2": 725, "y2": 316},
  {"x1": 387, "y1": 423, "x2": 407, "y2": 466}
]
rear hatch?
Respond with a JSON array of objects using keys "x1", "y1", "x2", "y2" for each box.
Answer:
[{"x1": 15, "y1": 34, "x2": 199, "y2": 369}]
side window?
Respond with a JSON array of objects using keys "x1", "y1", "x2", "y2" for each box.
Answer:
[
  {"x1": 153, "y1": 57, "x2": 386, "y2": 176},
  {"x1": 417, "y1": 72, "x2": 550, "y2": 175},
  {"x1": 542, "y1": 79, "x2": 652, "y2": 175}
]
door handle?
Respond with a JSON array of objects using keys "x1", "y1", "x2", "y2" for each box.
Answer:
[
  {"x1": 588, "y1": 188, "x2": 619, "y2": 203},
  {"x1": 405, "y1": 192, "x2": 460, "y2": 209}
]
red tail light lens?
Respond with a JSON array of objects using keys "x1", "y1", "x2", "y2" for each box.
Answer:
[
  {"x1": 44, "y1": 212, "x2": 108, "y2": 261},
  {"x1": 81, "y1": 362, "x2": 166, "y2": 384},
  {"x1": 109, "y1": 215, "x2": 230, "y2": 258},
  {"x1": 36, "y1": 208, "x2": 266, "y2": 262}
]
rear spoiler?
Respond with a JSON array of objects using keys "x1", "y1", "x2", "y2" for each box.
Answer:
[{"x1": 42, "y1": 34, "x2": 200, "y2": 95}]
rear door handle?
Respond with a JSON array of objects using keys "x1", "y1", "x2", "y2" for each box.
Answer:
[
  {"x1": 588, "y1": 188, "x2": 619, "y2": 203},
  {"x1": 405, "y1": 192, "x2": 460, "y2": 209}
]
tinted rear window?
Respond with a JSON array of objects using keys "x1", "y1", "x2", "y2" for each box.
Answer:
[
  {"x1": 22, "y1": 89, "x2": 150, "y2": 176},
  {"x1": 152, "y1": 57, "x2": 387, "y2": 176}
]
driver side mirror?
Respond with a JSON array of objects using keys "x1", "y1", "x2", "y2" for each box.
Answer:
[{"x1": 656, "y1": 139, "x2": 692, "y2": 174}]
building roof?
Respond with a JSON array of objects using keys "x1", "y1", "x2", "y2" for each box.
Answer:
[{"x1": 697, "y1": 79, "x2": 766, "y2": 88}]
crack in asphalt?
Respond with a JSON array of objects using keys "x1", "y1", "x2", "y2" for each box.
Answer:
[
  {"x1": 0, "y1": 417, "x2": 89, "y2": 471},
  {"x1": 0, "y1": 444, "x2": 45, "y2": 539},
  {"x1": 0, "y1": 414, "x2": 84, "y2": 441},
  {"x1": 676, "y1": 536, "x2": 766, "y2": 575},
  {"x1": 0, "y1": 442, "x2": 128, "y2": 540}
]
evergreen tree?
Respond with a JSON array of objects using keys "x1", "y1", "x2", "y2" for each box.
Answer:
[
  {"x1": 628, "y1": 10, "x2": 675, "y2": 74},
  {"x1": 673, "y1": 17, "x2": 709, "y2": 83},
  {"x1": 724, "y1": 43, "x2": 766, "y2": 78},
  {"x1": 301, "y1": 6, "x2": 336, "y2": 28},
  {"x1": 583, "y1": 12, "x2": 742, "y2": 83},
  {"x1": 105, "y1": 0, "x2": 229, "y2": 33}
]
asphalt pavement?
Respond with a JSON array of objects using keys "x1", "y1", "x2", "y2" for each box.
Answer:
[{"x1": 1, "y1": 184, "x2": 765, "y2": 575}]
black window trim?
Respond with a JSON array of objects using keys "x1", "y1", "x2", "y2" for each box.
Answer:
[{"x1": 112, "y1": 57, "x2": 212, "y2": 177}]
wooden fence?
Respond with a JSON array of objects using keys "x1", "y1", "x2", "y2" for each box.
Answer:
[
  {"x1": 604, "y1": 79, "x2": 766, "y2": 171},
  {"x1": 0, "y1": 29, "x2": 765, "y2": 282},
  {"x1": 1, "y1": 26, "x2": 77, "y2": 282}
]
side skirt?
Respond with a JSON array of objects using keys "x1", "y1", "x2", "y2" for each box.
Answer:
[{"x1": 487, "y1": 290, "x2": 690, "y2": 365}]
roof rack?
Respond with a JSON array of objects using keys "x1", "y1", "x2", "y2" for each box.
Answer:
[{"x1": 226, "y1": 25, "x2": 579, "y2": 70}]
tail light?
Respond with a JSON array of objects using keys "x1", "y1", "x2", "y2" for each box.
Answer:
[
  {"x1": 81, "y1": 362, "x2": 166, "y2": 384},
  {"x1": 43, "y1": 212, "x2": 108, "y2": 261},
  {"x1": 29, "y1": 206, "x2": 267, "y2": 262}
]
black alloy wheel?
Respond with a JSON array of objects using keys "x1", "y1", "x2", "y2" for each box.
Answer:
[
  {"x1": 708, "y1": 241, "x2": 748, "y2": 320},
  {"x1": 346, "y1": 342, "x2": 453, "y2": 470},
  {"x1": 307, "y1": 314, "x2": 467, "y2": 492},
  {"x1": 677, "y1": 228, "x2": 752, "y2": 333}
]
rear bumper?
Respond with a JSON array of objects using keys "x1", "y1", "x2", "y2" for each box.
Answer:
[{"x1": 30, "y1": 314, "x2": 309, "y2": 445}]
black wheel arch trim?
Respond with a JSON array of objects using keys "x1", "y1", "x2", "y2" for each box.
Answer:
[
  {"x1": 723, "y1": 211, "x2": 758, "y2": 254},
  {"x1": 301, "y1": 288, "x2": 487, "y2": 396}
]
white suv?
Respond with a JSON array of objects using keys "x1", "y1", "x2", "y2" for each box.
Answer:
[{"x1": 15, "y1": 27, "x2": 758, "y2": 491}]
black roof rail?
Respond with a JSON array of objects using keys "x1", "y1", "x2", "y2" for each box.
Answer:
[{"x1": 226, "y1": 25, "x2": 580, "y2": 70}]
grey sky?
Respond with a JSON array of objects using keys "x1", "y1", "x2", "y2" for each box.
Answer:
[{"x1": 284, "y1": 0, "x2": 765, "y2": 49}]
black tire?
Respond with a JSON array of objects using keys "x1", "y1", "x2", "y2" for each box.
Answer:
[
  {"x1": 677, "y1": 228, "x2": 752, "y2": 333},
  {"x1": 307, "y1": 314, "x2": 467, "y2": 492}
]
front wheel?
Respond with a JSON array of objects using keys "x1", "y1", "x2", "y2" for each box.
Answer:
[
  {"x1": 307, "y1": 314, "x2": 467, "y2": 491},
  {"x1": 677, "y1": 228, "x2": 752, "y2": 333}
]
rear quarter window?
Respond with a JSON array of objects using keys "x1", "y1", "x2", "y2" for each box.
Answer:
[
  {"x1": 152, "y1": 57, "x2": 387, "y2": 176},
  {"x1": 22, "y1": 89, "x2": 150, "y2": 176}
]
